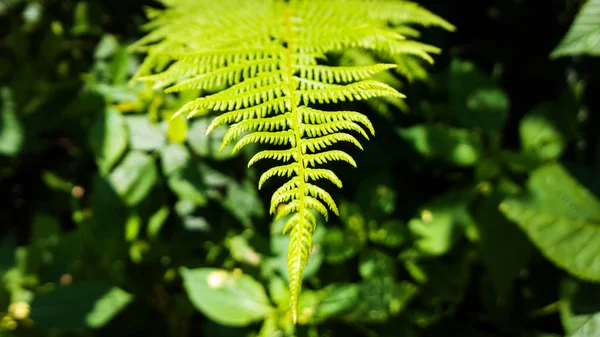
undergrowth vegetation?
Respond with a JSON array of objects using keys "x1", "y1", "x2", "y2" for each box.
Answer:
[{"x1": 0, "y1": 1, "x2": 599, "y2": 337}]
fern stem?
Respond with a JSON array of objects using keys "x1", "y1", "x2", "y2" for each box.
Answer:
[{"x1": 282, "y1": 2, "x2": 307, "y2": 325}]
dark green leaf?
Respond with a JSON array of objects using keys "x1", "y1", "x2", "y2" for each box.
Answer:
[
  {"x1": 560, "y1": 279, "x2": 600, "y2": 337},
  {"x1": 180, "y1": 267, "x2": 272, "y2": 327},
  {"x1": 369, "y1": 219, "x2": 408, "y2": 248},
  {"x1": 398, "y1": 124, "x2": 482, "y2": 166},
  {"x1": 449, "y1": 59, "x2": 509, "y2": 133},
  {"x1": 359, "y1": 249, "x2": 397, "y2": 281},
  {"x1": 344, "y1": 281, "x2": 417, "y2": 323},
  {"x1": 475, "y1": 190, "x2": 532, "y2": 296},
  {"x1": 0, "y1": 88, "x2": 23, "y2": 156},
  {"x1": 29, "y1": 282, "x2": 132, "y2": 331}
]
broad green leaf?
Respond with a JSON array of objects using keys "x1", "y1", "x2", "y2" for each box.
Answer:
[
  {"x1": 188, "y1": 118, "x2": 236, "y2": 160},
  {"x1": 108, "y1": 151, "x2": 158, "y2": 206},
  {"x1": 31, "y1": 214, "x2": 60, "y2": 242},
  {"x1": 125, "y1": 115, "x2": 166, "y2": 151},
  {"x1": 501, "y1": 163, "x2": 600, "y2": 281},
  {"x1": 324, "y1": 202, "x2": 367, "y2": 263},
  {"x1": 180, "y1": 267, "x2": 272, "y2": 327},
  {"x1": 560, "y1": 279, "x2": 600, "y2": 337},
  {"x1": 356, "y1": 172, "x2": 396, "y2": 218},
  {"x1": 160, "y1": 144, "x2": 207, "y2": 205},
  {"x1": 449, "y1": 59, "x2": 509, "y2": 133},
  {"x1": 551, "y1": 0, "x2": 600, "y2": 58},
  {"x1": 90, "y1": 107, "x2": 128, "y2": 174},
  {"x1": 0, "y1": 88, "x2": 23, "y2": 156},
  {"x1": 343, "y1": 281, "x2": 417, "y2": 323},
  {"x1": 359, "y1": 249, "x2": 397, "y2": 281},
  {"x1": 408, "y1": 189, "x2": 473, "y2": 256},
  {"x1": 369, "y1": 219, "x2": 408, "y2": 248},
  {"x1": 29, "y1": 282, "x2": 132, "y2": 331},
  {"x1": 221, "y1": 179, "x2": 264, "y2": 228},
  {"x1": 520, "y1": 102, "x2": 566, "y2": 161},
  {"x1": 314, "y1": 284, "x2": 360, "y2": 321},
  {"x1": 398, "y1": 124, "x2": 482, "y2": 166},
  {"x1": 267, "y1": 276, "x2": 290, "y2": 308}
]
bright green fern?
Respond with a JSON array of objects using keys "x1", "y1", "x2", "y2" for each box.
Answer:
[{"x1": 130, "y1": 0, "x2": 453, "y2": 322}]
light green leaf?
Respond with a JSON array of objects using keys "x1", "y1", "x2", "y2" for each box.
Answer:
[
  {"x1": 398, "y1": 124, "x2": 482, "y2": 166},
  {"x1": 520, "y1": 102, "x2": 566, "y2": 161},
  {"x1": 90, "y1": 107, "x2": 128, "y2": 174},
  {"x1": 160, "y1": 144, "x2": 207, "y2": 205},
  {"x1": 560, "y1": 279, "x2": 600, "y2": 337},
  {"x1": 188, "y1": 118, "x2": 236, "y2": 161},
  {"x1": 108, "y1": 151, "x2": 158, "y2": 206},
  {"x1": 125, "y1": 115, "x2": 166, "y2": 151},
  {"x1": 408, "y1": 189, "x2": 473, "y2": 256},
  {"x1": 449, "y1": 59, "x2": 509, "y2": 133},
  {"x1": 221, "y1": 180, "x2": 264, "y2": 227},
  {"x1": 551, "y1": 0, "x2": 600, "y2": 58},
  {"x1": 180, "y1": 267, "x2": 272, "y2": 327},
  {"x1": 29, "y1": 282, "x2": 133, "y2": 331},
  {"x1": 314, "y1": 284, "x2": 360, "y2": 321},
  {"x1": 94, "y1": 34, "x2": 119, "y2": 59},
  {"x1": 501, "y1": 163, "x2": 600, "y2": 281},
  {"x1": 147, "y1": 206, "x2": 169, "y2": 239},
  {"x1": 0, "y1": 88, "x2": 23, "y2": 156},
  {"x1": 167, "y1": 114, "x2": 188, "y2": 144}
]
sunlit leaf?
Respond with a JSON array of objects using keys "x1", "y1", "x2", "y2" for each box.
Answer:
[
  {"x1": 180, "y1": 267, "x2": 272, "y2": 327},
  {"x1": 551, "y1": 0, "x2": 600, "y2": 58},
  {"x1": 29, "y1": 282, "x2": 133, "y2": 331},
  {"x1": 108, "y1": 151, "x2": 158, "y2": 206},
  {"x1": 501, "y1": 163, "x2": 600, "y2": 281},
  {"x1": 90, "y1": 107, "x2": 128, "y2": 174}
]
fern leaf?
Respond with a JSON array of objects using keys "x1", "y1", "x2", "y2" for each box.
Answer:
[{"x1": 131, "y1": 0, "x2": 452, "y2": 323}]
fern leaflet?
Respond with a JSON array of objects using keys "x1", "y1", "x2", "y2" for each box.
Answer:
[{"x1": 131, "y1": 0, "x2": 453, "y2": 323}]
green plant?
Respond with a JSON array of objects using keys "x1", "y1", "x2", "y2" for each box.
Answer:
[{"x1": 130, "y1": 0, "x2": 453, "y2": 320}]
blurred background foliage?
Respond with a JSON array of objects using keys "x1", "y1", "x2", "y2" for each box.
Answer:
[{"x1": 0, "y1": 0, "x2": 599, "y2": 337}]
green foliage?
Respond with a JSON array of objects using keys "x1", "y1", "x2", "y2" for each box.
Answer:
[
  {"x1": 131, "y1": 0, "x2": 453, "y2": 320},
  {"x1": 1, "y1": 1, "x2": 599, "y2": 337},
  {"x1": 501, "y1": 163, "x2": 600, "y2": 281},
  {"x1": 551, "y1": 0, "x2": 600, "y2": 58}
]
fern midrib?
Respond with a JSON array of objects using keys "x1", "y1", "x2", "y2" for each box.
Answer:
[{"x1": 282, "y1": 3, "x2": 306, "y2": 325}]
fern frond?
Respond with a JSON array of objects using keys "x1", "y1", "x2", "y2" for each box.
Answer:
[{"x1": 132, "y1": 0, "x2": 452, "y2": 323}]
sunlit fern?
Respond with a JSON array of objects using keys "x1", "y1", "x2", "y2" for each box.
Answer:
[{"x1": 129, "y1": 0, "x2": 453, "y2": 323}]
